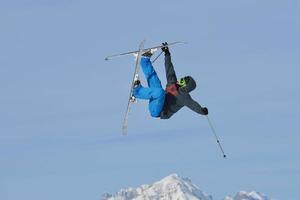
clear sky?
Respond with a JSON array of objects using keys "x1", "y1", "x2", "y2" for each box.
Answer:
[{"x1": 1, "y1": 0, "x2": 299, "y2": 200}]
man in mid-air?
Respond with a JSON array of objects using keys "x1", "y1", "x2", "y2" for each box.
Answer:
[{"x1": 133, "y1": 42, "x2": 208, "y2": 119}]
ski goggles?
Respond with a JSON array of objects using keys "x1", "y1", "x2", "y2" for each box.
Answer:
[{"x1": 177, "y1": 77, "x2": 187, "y2": 87}]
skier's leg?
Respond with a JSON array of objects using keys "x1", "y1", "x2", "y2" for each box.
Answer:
[
  {"x1": 148, "y1": 89, "x2": 166, "y2": 117},
  {"x1": 136, "y1": 57, "x2": 165, "y2": 117},
  {"x1": 133, "y1": 86, "x2": 165, "y2": 100},
  {"x1": 140, "y1": 57, "x2": 163, "y2": 89}
]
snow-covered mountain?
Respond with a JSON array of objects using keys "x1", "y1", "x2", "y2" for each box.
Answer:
[
  {"x1": 102, "y1": 174, "x2": 271, "y2": 200},
  {"x1": 224, "y1": 191, "x2": 270, "y2": 200},
  {"x1": 102, "y1": 174, "x2": 212, "y2": 200}
]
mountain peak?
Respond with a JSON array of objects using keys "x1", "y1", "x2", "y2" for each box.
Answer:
[
  {"x1": 103, "y1": 174, "x2": 212, "y2": 200},
  {"x1": 161, "y1": 173, "x2": 181, "y2": 181},
  {"x1": 102, "y1": 174, "x2": 271, "y2": 200},
  {"x1": 224, "y1": 190, "x2": 270, "y2": 200},
  {"x1": 157, "y1": 173, "x2": 192, "y2": 189}
]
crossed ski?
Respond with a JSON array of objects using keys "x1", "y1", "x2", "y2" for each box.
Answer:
[
  {"x1": 104, "y1": 41, "x2": 186, "y2": 61},
  {"x1": 106, "y1": 41, "x2": 186, "y2": 135}
]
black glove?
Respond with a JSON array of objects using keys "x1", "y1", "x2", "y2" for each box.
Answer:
[
  {"x1": 161, "y1": 42, "x2": 170, "y2": 56},
  {"x1": 202, "y1": 107, "x2": 208, "y2": 115}
]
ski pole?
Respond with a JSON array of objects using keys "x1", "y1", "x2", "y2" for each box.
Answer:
[
  {"x1": 206, "y1": 116, "x2": 227, "y2": 158},
  {"x1": 151, "y1": 51, "x2": 163, "y2": 63}
]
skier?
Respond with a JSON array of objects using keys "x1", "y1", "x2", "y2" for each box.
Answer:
[{"x1": 133, "y1": 42, "x2": 208, "y2": 119}]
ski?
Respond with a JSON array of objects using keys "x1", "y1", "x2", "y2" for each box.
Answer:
[
  {"x1": 122, "y1": 40, "x2": 146, "y2": 135},
  {"x1": 105, "y1": 41, "x2": 186, "y2": 61}
]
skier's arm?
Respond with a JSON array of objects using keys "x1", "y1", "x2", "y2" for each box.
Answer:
[
  {"x1": 184, "y1": 94, "x2": 208, "y2": 115},
  {"x1": 164, "y1": 55, "x2": 178, "y2": 85}
]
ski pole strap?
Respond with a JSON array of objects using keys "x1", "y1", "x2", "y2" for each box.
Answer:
[{"x1": 206, "y1": 116, "x2": 227, "y2": 158}]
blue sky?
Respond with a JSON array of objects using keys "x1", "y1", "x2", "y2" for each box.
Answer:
[{"x1": 1, "y1": 0, "x2": 299, "y2": 199}]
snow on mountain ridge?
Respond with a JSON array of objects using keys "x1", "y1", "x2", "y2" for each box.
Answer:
[
  {"x1": 102, "y1": 174, "x2": 271, "y2": 200},
  {"x1": 102, "y1": 173, "x2": 212, "y2": 200},
  {"x1": 224, "y1": 191, "x2": 270, "y2": 200}
]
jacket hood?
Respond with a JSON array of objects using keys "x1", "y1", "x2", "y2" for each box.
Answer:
[{"x1": 180, "y1": 76, "x2": 196, "y2": 93}]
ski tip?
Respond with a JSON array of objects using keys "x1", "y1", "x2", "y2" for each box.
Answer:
[
  {"x1": 170, "y1": 41, "x2": 188, "y2": 45},
  {"x1": 177, "y1": 41, "x2": 188, "y2": 44},
  {"x1": 122, "y1": 126, "x2": 128, "y2": 135}
]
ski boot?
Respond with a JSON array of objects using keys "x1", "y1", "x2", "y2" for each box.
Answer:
[
  {"x1": 130, "y1": 80, "x2": 141, "y2": 103},
  {"x1": 133, "y1": 79, "x2": 141, "y2": 88},
  {"x1": 142, "y1": 50, "x2": 153, "y2": 57},
  {"x1": 142, "y1": 48, "x2": 158, "y2": 57},
  {"x1": 130, "y1": 95, "x2": 136, "y2": 103}
]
